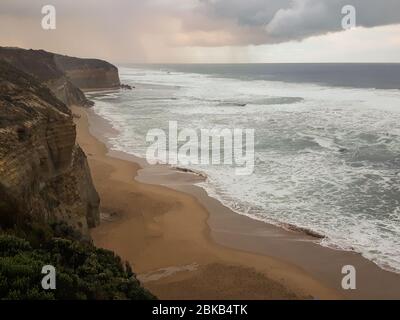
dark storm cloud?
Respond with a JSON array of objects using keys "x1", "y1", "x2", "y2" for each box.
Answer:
[
  {"x1": 264, "y1": 0, "x2": 400, "y2": 42},
  {"x1": 197, "y1": 0, "x2": 293, "y2": 27},
  {"x1": 193, "y1": 0, "x2": 400, "y2": 43}
]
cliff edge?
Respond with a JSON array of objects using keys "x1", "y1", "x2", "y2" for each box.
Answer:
[
  {"x1": 0, "y1": 60, "x2": 99, "y2": 236},
  {"x1": 0, "y1": 47, "x2": 120, "y2": 107},
  {"x1": 0, "y1": 54, "x2": 154, "y2": 300},
  {"x1": 55, "y1": 54, "x2": 120, "y2": 90}
]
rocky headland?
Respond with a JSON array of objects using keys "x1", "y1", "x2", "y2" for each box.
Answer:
[
  {"x1": 0, "y1": 59, "x2": 99, "y2": 235},
  {"x1": 0, "y1": 47, "x2": 121, "y2": 107},
  {"x1": 0, "y1": 49, "x2": 152, "y2": 299}
]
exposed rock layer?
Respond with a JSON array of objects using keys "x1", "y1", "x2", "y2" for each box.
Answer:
[
  {"x1": 55, "y1": 55, "x2": 120, "y2": 90},
  {"x1": 0, "y1": 60, "x2": 99, "y2": 235},
  {"x1": 0, "y1": 47, "x2": 120, "y2": 107}
]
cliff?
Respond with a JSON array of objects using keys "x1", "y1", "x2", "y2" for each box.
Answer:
[
  {"x1": 0, "y1": 47, "x2": 120, "y2": 107},
  {"x1": 55, "y1": 54, "x2": 120, "y2": 90},
  {"x1": 0, "y1": 60, "x2": 99, "y2": 235},
  {"x1": 0, "y1": 54, "x2": 154, "y2": 300}
]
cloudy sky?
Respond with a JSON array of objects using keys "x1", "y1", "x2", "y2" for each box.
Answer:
[{"x1": 1, "y1": 0, "x2": 400, "y2": 63}]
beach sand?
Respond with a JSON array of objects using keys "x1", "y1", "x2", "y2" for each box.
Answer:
[{"x1": 72, "y1": 105, "x2": 400, "y2": 300}]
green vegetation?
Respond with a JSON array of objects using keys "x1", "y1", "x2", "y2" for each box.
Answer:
[{"x1": 0, "y1": 222, "x2": 155, "y2": 300}]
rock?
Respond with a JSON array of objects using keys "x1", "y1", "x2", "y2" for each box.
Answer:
[
  {"x1": 120, "y1": 84, "x2": 134, "y2": 90},
  {"x1": 0, "y1": 60, "x2": 100, "y2": 235},
  {"x1": 54, "y1": 54, "x2": 121, "y2": 90},
  {"x1": 0, "y1": 47, "x2": 120, "y2": 107}
]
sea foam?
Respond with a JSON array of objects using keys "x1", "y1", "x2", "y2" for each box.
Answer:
[{"x1": 89, "y1": 66, "x2": 400, "y2": 273}]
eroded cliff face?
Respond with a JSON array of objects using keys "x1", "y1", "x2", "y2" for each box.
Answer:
[
  {"x1": 55, "y1": 55, "x2": 120, "y2": 90},
  {"x1": 0, "y1": 47, "x2": 91, "y2": 107},
  {"x1": 46, "y1": 77, "x2": 92, "y2": 108},
  {"x1": 0, "y1": 61, "x2": 99, "y2": 235},
  {"x1": 0, "y1": 47, "x2": 120, "y2": 107}
]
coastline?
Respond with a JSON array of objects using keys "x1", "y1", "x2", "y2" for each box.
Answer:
[{"x1": 73, "y1": 105, "x2": 400, "y2": 300}]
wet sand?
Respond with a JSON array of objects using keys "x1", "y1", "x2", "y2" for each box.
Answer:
[{"x1": 73, "y1": 105, "x2": 400, "y2": 300}]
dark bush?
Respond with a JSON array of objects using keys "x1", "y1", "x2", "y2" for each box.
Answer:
[{"x1": 0, "y1": 234, "x2": 156, "y2": 300}]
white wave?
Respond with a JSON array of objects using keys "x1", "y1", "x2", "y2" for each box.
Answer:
[{"x1": 90, "y1": 66, "x2": 400, "y2": 273}]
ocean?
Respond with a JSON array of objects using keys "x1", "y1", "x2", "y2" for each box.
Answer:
[{"x1": 87, "y1": 63, "x2": 400, "y2": 273}]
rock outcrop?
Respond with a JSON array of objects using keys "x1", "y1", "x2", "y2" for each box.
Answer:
[
  {"x1": 120, "y1": 84, "x2": 134, "y2": 90},
  {"x1": 0, "y1": 47, "x2": 120, "y2": 107},
  {"x1": 54, "y1": 54, "x2": 120, "y2": 90},
  {"x1": 0, "y1": 60, "x2": 99, "y2": 235}
]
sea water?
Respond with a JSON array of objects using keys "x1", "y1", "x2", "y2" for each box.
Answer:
[{"x1": 88, "y1": 64, "x2": 400, "y2": 273}]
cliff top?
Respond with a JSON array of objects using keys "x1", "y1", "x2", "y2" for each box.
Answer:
[
  {"x1": 0, "y1": 59, "x2": 70, "y2": 128},
  {"x1": 0, "y1": 47, "x2": 120, "y2": 107},
  {"x1": 0, "y1": 47, "x2": 118, "y2": 82},
  {"x1": 54, "y1": 54, "x2": 118, "y2": 72},
  {"x1": 0, "y1": 47, "x2": 64, "y2": 82}
]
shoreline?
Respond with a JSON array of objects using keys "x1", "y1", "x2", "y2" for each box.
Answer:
[{"x1": 74, "y1": 105, "x2": 400, "y2": 299}]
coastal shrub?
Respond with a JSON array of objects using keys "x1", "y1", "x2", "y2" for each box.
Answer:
[{"x1": 0, "y1": 234, "x2": 156, "y2": 300}]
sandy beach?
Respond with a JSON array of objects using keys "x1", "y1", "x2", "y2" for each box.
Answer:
[
  {"x1": 3, "y1": 0, "x2": 400, "y2": 304},
  {"x1": 72, "y1": 105, "x2": 400, "y2": 300}
]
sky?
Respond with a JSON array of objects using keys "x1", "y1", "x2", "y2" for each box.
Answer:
[{"x1": 0, "y1": 0, "x2": 400, "y2": 63}]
